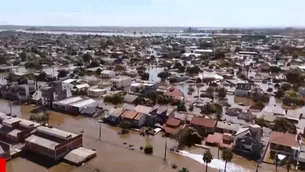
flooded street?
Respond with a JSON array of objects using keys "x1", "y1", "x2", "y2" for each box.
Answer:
[{"x1": 0, "y1": 99, "x2": 291, "y2": 172}]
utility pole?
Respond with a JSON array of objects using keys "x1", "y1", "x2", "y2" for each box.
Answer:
[
  {"x1": 98, "y1": 122, "x2": 101, "y2": 141},
  {"x1": 9, "y1": 101, "x2": 12, "y2": 116},
  {"x1": 163, "y1": 139, "x2": 168, "y2": 162}
]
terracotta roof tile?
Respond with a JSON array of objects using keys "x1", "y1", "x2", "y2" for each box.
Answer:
[
  {"x1": 191, "y1": 116, "x2": 216, "y2": 128},
  {"x1": 269, "y1": 131, "x2": 299, "y2": 148}
]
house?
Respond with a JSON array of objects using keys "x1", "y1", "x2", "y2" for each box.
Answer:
[
  {"x1": 269, "y1": 131, "x2": 301, "y2": 159},
  {"x1": 150, "y1": 105, "x2": 175, "y2": 125},
  {"x1": 110, "y1": 76, "x2": 132, "y2": 90},
  {"x1": 190, "y1": 116, "x2": 217, "y2": 137},
  {"x1": 216, "y1": 121, "x2": 240, "y2": 135},
  {"x1": 129, "y1": 82, "x2": 157, "y2": 95},
  {"x1": 119, "y1": 109, "x2": 146, "y2": 128},
  {"x1": 133, "y1": 113, "x2": 147, "y2": 128},
  {"x1": 233, "y1": 125, "x2": 263, "y2": 157},
  {"x1": 87, "y1": 88, "x2": 107, "y2": 97},
  {"x1": 162, "y1": 118, "x2": 182, "y2": 137},
  {"x1": 25, "y1": 126, "x2": 83, "y2": 160},
  {"x1": 286, "y1": 109, "x2": 302, "y2": 122},
  {"x1": 101, "y1": 70, "x2": 116, "y2": 78},
  {"x1": 134, "y1": 105, "x2": 152, "y2": 115},
  {"x1": 235, "y1": 83, "x2": 252, "y2": 97},
  {"x1": 52, "y1": 96, "x2": 83, "y2": 111},
  {"x1": 257, "y1": 63, "x2": 270, "y2": 72},
  {"x1": 205, "y1": 132, "x2": 234, "y2": 149},
  {"x1": 164, "y1": 87, "x2": 184, "y2": 102},
  {"x1": 66, "y1": 98, "x2": 97, "y2": 115},
  {"x1": 124, "y1": 94, "x2": 139, "y2": 104},
  {"x1": 0, "y1": 141, "x2": 10, "y2": 160},
  {"x1": 104, "y1": 107, "x2": 124, "y2": 124},
  {"x1": 39, "y1": 81, "x2": 71, "y2": 107},
  {"x1": 0, "y1": 114, "x2": 41, "y2": 143}
]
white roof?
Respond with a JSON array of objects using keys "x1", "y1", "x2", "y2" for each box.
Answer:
[
  {"x1": 75, "y1": 83, "x2": 90, "y2": 89},
  {"x1": 63, "y1": 79, "x2": 76, "y2": 84},
  {"x1": 70, "y1": 99, "x2": 96, "y2": 108},
  {"x1": 57, "y1": 97, "x2": 83, "y2": 105},
  {"x1": 25, "y1": 135, "x2": 59, "y2": 150}
]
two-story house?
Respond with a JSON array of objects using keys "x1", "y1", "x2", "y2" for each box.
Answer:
[{"x1": 190, "y1": 116, "x2": 217, "y2": 137}]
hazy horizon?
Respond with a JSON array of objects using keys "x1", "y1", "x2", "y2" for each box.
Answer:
[{"x1": 1, "y1": 0, "x2": 305, "y2": 27}]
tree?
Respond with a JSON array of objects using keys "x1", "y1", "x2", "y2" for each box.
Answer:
[
  {"x1": 186, "y1": 66, "x2": 201, "y2": 75},
  {"x1": 36, "y1": 72, "x2": 47, "y2": 81},
  {"x1": 114, "y1": 64, "x2": 125, "y2": 71},
  {"x1": 275, "y1": 89, "x2": 285, "y2": 99},
  {"x1": 82, "y1": 53, "x2": 92, "y2": 63},
  {"x1": 286, "y1": 69, "x2": 303, "y2": 84},
  {"x1": 178, "y1": 127, "x2": 202, "y2": 147},
  {"x1": 87, "y1": 60, "x2": 100, "y2": 68},
  {"x1": 141, "y1": 72, "x2": 149, "y2": 80},
  {"x1": 275, "y1": 153, "x2": 279, "y2": 172},
  {"x1": 177, "y1": 101, "x2": 187, "y2": 112},
  {"x1": 216, "y1": 87, "x2": 227, "y2": 99},
  {"x1": 178, "y1": 168, "x2": 190, "y2": 172},
  {"x1": 214, "y1": 103, "x2": 223, "y2": 121},
  {"x1": 286, "y1": 157, "x2": 291, "y2": 172},
  {"x1": 157, "y1": 71, "x2": 171, "y2": 81},
  {"x1": 144, "y1": 144, "x2": 153, "y2": 154},
  {"x1": 95, "y1": 68, "x2": 102, "y2": 75},
  {"x1": 119, "y1": 121, "x2": 131, "y2": 134},
  {"x1": 272, "y1": 118, "x2": 296, "y2": 134},
  {"x1": 203, "y1": 150, "x2": 213, "y2": 172},
  {"x1": 222, "y1": 149, "x2": 233, "y2": 172},
  {"x1": 57, "y1": 70, "x2": 68, "y2": 78},
  {"x1": 25, "y1": 61, "x2": 42, "y2": 70}
]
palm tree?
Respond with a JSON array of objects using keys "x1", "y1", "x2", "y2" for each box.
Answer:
[
  {"x1": 178, "y1": 167, "x2": 189, "y2": 172},
  {"x1": 222, "y1": 149, "x2": 233, "y2": 172},
  {"x1": 275, "y1": 153, "x2": 279, "y2": 172},
  {"x1": 286, "y1": 157, "x2": 291, "y2": 172},
  {"x1": 203, "y1": 150, "x2": 213, "y2": 172}
]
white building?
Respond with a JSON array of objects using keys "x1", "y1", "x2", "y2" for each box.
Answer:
[{"x1": 101, "y1": 70, "x2": 116, "y2": 78}]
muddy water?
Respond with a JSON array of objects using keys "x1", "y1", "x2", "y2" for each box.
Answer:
[{"x1": 0, "y1": 100, "x2": 290, "y2": 172}]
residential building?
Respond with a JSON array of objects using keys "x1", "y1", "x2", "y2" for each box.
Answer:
[
  {"x1": 101, "y1": 70, "x2": 116, "y2": 78},
  {"x1": 25, "y1": 126, "x2": 83, "y2": 160},
  {"x1": 110, "y1": 76, "x2": 132, "y2": 90},
  {"x1": 0, "y1": 113, "x2": 41, "y2": 143},
  {"x1": 235, "y1": 83, "x2": 252, "y2": 97},
  {"x1": 190, "y1": 116, "x2": 217, "y2": 136},
  {"x1": 216, "y1": 121, "x2": 240, "y2": 135},
  {"x1": 104, "y1": 108, "x2": 124, "y2": 124},
  {"x1": 0, "y1": 141, "x2": 10, "y2": 160},
  {"x1": 269, "y1": 131, "x2": 301, "y2": 159},
  {"x1": 162, "y1": 118, "x2": 182, "y2": 137},
  {"x1": 233, "y1": 125, "x2": 263, "y2": 157}
]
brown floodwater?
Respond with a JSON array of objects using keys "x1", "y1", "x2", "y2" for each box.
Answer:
[{"x1": 1, "y1": 100, "x2": 295, "y2": 172}]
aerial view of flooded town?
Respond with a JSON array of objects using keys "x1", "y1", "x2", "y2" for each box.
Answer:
[{"x1": 0, "y1": 25, "x2": 305, "y2": 172}]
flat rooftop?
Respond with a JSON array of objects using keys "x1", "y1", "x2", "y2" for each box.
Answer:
[
  {"x1": 56, "y1": 97, "x2": 83, "y2": 105},
  {"x1": 26, "y1": 135, "x2": 59, "y2": 150},
  {"x1": 64, "y1": 147, "x2": 96, "y2": 165},
  {"x1": 37, "y1": 126, "x2": 78, "y2": 140},
  {"x1": 69, "y1": 99, "x2": 96, "y2": 108}
]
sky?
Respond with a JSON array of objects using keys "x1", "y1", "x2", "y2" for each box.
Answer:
[{"x1": 0, "y1": 0, "x2": 305, "y2": 27}]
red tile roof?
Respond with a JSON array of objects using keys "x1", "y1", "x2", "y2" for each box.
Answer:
[
  {"x1": 269, "y1": 131, "x2": 299, "y2": 148},
  {"x1": 120, "y1": 110, "x2": 138, "y2": 119},
  {"x1": 166, "y1": 118, "x2": 181, "y2": 127},
  {"x1": 191, "y1": 116, "x2": 216, "y2": 128}
]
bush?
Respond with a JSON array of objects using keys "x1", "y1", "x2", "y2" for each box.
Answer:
[
  {"x1": 172, "y1": 164, "x2": 178, "y2": 169},
  {"x1": 266, "y1": 87, "x2": 273, "y2": 92},
  {"x1": 140, "y1": 146, "x2": 143, "y2": 150},
  {"x1": 104, "y1": 94, "x2": 123, "y2": 105},
  {"x1": 144, "y1": 144, "x2": 153, "y2": 154}
]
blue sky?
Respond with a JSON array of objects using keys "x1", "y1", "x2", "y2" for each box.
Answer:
[{"x1": 0, "y1": 0, "x2": 304, "y2": 27}]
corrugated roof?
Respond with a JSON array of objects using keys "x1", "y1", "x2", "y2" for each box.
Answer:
[
  {"x1": 57, "y1": 97, "x2": 83, "y2": 105},
  {"x1": 70, "y1": 99, "x2": 96, "y2": 108}
]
